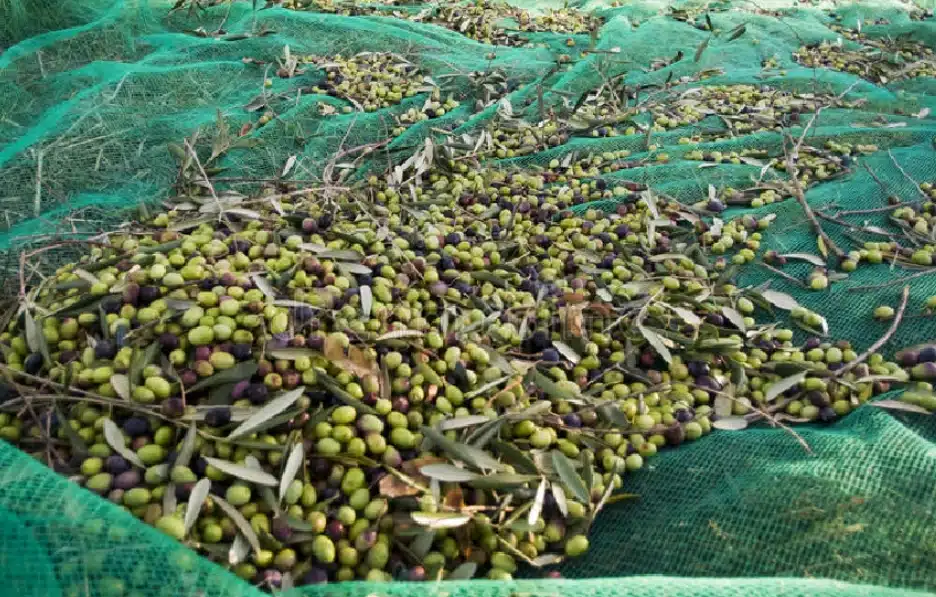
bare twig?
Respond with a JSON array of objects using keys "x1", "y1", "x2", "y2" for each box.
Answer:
[
  {"x1": 887, "y1": 149, "x2": 927, "y2": 199},
  {"x1": 861, "y1": 160, "x2": 890, "y2": 195},
  {"x1": 848, "y1": 268, "x2": 936, "y2": 292},
  {"x1": 783, "y1": 148, "x2": 846, "y2": 261},
  {"x1": 757, "y1": 262, "x2": 808, "y2": 288},
  {"x1": 698, "y1": 382, "x2": 813, "y2": 454},
  {"x1": 836, "y1": 285, "x2": 910, "y2": 377}
]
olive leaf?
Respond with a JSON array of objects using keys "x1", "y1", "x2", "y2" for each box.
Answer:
[
  {"x1": 439, "y1": 415, "x2": 491, "y2": 431},
  {"x1": 668, "y1": 305, "x2": 702, "y2": 327},
  {"x1": 410, "y1": 530, "x2": 436, "y2": 559},
  {"x1": 250, "y1": 274, "x2": 277, "y2": 299},
  {"x1": 524, "y1": 367, "x2": 578, "y2": 400},
  {"x1": 780, "y1": 253, "x2": 825, "y2": 266},
  {"x1": 466, "y1": 418, "x2": 505, "y2": 449},
  {"x1": 130, "y1": 342, "x2": 160, "y2": 386},
  {"x1": 227, "y1": 387, "x2": 303, "y2": 439},
  {"x1": 102, "y1": 419, "x2": 145, "y2": 468},
  {"x1": 176, "y1": 421, "x2": 198, "y2": 468},
  {"x1": 694, "y1": 36, "x2": 711, "y2": 62},
  {"x1": 580, "y1": 450, "x2": 594, "y2": 495},
  {"x1": 267, "y1": 348, "x2": 316, "y2": 360},
  {"x1": 110, "y1": 374, "x2": 131, "y2": 401},
  {"x1": 228, "y1": 533, "x2": 250, "y2": 565},
  {"x1": 531, "y1": 554, "x2": 564, "y2": 567},
  {"x1": 283, "y1": 516, "x2": 315, "y2": 532},
  {"x1": 448, "y1": 562, "x2": 478, "y2": 580},
  {"x1": 481, "y1": 345, "x2": 514, "y2": 375},
  {"x1": 422, "y1": 426, "x2": 505, "y2": 471},
  {"x1": 55, "y1": 405, "x2": 87, "y2": 458},
  {"x1": 189, "y1": 362, "x2": 258, "y2": 394},
  {"x1": 528, "y1": 477, "x2": 547, "y2": 526},
  {"x1": 411, "y1": 512, "x2": 472, "y2": 529},
  {"x1": 596, "y1": 403, "x2": 630, "y2": 428},
  {"x1": 551, "y1": 450, "x2": 589, "y2": 505},
  {"x1": 551, "y1": 483, "x2": 569, "y2": 517},
  {"x1": 470, "y1": 271, "x2": 508, "y2": 288},
  {"x1": 213, "y1": 494, "x2": 261, "y2": 555},
  {"x1": 726, "y1": 23, "x2": 746, "y2": 41},
  {"x1": 418, "y1": 361, "x2": 443, "y2": 387},
  {"x1": 552, "y1": 340, "x2": 581, "y2": 364},
  {"x1": 23, "y1": 308, "x2": 41, "y2": 353},
  {"x1": 420, "y1": 463, "x2": 481, "y2": 482},
  {"x1": 712, "y1": 417, "x2": 749, "y2": 430},
  {"x1": 164, "y1": 299, "x2": 195, "y2": 311},
  {"x1": 360, "y1": 286, "x2": 373, "y2": 319},
  {"x1": 721, "y1": 306, "x2": 747, "y2": 332},
  {"x1": 491, "y1": 441, "x2": 538, "y2": 475},
  {"x1": 765, "y1": 371, "x2": 807, "y2": 402},
  {"x1": 376, "y1": 329, "x2": 425, "y2": 342},
  {"x1": 203, "y1": 457, "x2": 278, "y2": 486},
  {"x1": 317, "y1": 249, "x2": 362, "y2": 261},
  {"x1": 464, "y1": 376, "x2": 510, "y2": 400},
  {"x1": 760, "y1": 290, "x2": 800, "y2": 311},
  {"x1": 871, "y1": 399, "x2": 932, "y2": 415},
  {"x1": 184, "y1": 478, "x2": 211, "y2": 536},
  {"x1": 320, "y1": 376, "x2": 378, "y2": 414},
  {"x1": 337, "y1": 262, "x2": 372, "y2": 276},
  {"x1": 278, "y1": 442, "x2": 304, "y2": 503},
  {"x1": 468, "y1": 473, "x2": 539, "y2": 490},
  {"x1": 637, "y1": 324, "x2": 673, "y2": 364},
  {"x1": 281, "y1": 572, "x2": 295, "y2": 592}
]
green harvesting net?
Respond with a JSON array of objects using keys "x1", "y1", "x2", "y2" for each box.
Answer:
[{"x1": 3, "y1": 0, "x2": 936, "y2": 596}]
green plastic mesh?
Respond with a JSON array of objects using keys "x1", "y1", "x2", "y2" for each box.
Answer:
[{"x1": 3, "y1": 0, "x2": 936, "y2": 595}]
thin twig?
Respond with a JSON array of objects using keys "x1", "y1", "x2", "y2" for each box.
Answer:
[
  {"x1": 861, "y1": 160, "x2": 890, "y2": 195},
  {"x1": 783, "y1": 150, "x2": 846, "y2": 261},
  {"x1": 836, "y1": 285, "x2": 910, "y2": 377},
  {"x1": 757, "y1": 262, "x2": 808, "y2": 288},
  {"x1": 887, "y1": 149, "x2": 927, "y2": 199},
  {"x1": 848, "y1": 268, "x2": 936, "y2": 291},
  {"x1": 696, "y1": 382, "x2": 812, "y2": 454}
]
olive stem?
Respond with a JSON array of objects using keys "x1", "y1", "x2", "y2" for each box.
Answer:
[
  {"x1": 757, "y1": 262, "x2": 808, "y2": 289},
  {"x1": 836, "y1": 285, "x2": 910, "y2": 378},
  {"x1": 848, "y1": 268, "x2": 936, "y2": 292},
  {"x1": 887, "y1": 149, "x2": 928, "y2": 199},
  {"x1": 783, "y1": 149, "x2": 846, "y2": 262}
]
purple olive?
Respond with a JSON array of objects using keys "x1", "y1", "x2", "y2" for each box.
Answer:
[
  {"x1": 105, "y1": 455, "x2": 130, "y2": 475},
  {"x1": 114, "y1": 470, "x2": 141, "y2": 490}
]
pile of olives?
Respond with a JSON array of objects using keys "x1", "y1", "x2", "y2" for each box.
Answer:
[
  {"x1": 794, "y1": 31, "x2": 936, "y2": 83},
  {"x1": 310, "y1": 53, "x2": 436, "y2": 114},
  {"x1": 2, "y1": 134, "x2": 935, "y2": 590}
]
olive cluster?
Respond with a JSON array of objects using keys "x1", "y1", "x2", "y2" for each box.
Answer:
[
  {"x1": 392, "y1": 90, "x2": 462, "y2": 136},
  {"x1": 686, "y1": 142, "x2": 875, "y2": 209},
  {"x1": 413, "y1": 1, "x2": 599, "y2": 47},
  {"x1": 891, "y1": 182, "x2": 936, "y2": 246},
  {"x1": 446, "y1": 118, "x2": 571, "y2": 160},
  {"x1": 576, "y1": 85, "x2": 846, "y2": 151},
  {"x1": 310, "y1": 53, "x2": 430, "y2": 114},
  {"x1": 794, "y1": 34, "x2": 936, "y2": 83},
  {"x1": 0, "y1": 143, "x2": 932, "y2": 589},
  {"x1": 281, "y1": 0, "x2": 397, "y2": 15}
]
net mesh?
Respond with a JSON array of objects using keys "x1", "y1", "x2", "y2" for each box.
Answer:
[{"x1": 2, "y1": 0, "x2": 936, "y2": 595}]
